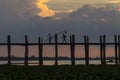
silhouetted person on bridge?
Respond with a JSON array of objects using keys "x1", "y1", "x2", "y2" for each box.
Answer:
[
  {"x1": 62, "y1": 33, "x2": 67, "y2": 43},
  {"x1": 48, "y1": 34, "x2": 52, "y2": 43}
]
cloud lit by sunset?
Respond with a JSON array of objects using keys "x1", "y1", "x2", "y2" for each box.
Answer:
[
  {"x1": 36, "y1": 0, "x2": 55, "y2": 17},
  {"x1": 109, "y1": 0, "x2": 120, "y2": 3}
]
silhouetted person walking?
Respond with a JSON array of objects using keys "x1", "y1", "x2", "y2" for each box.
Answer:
[
  {"x1": 62, "y1": 33, "x2": 67, "y2": 43},
  {"x1": 48, "y1": 34, "x2": 52, "y2": 43}
]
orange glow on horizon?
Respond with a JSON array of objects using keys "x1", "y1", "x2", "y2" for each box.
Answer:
[{"x1": 109, "y1": 0, "x2": 120, "y2": 4}]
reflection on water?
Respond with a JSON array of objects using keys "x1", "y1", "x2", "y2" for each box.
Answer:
[{"x1": 0, "y1": 60, "x2": 115, "y2": 65}]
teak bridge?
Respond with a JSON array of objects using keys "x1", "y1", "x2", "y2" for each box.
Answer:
[{"x1": 1, "y1": 34, "x2": 120, "y2": 66}]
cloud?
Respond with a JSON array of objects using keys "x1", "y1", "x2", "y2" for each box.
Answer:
[
  {"x1": 45, "y1": 4, "x2": 120, "y2": 42},
  {"x1": 0, "y1": 1, "x2": 120, "y2": 42},
  {"x1": 65, "y1": 4, "x2": 120, "y2": 41},
  {"x1": 35, "y1": 0, "x2": 73, "y2": 18},
  {"x1": 0, "y1": 0, "x2": 38, "y2": 24},
  {"x1": 36, "y1": 0, "x2": 55, "y2": 17},
  {"x1": 108, "y1": 0, "x2": 120, "y2": 4}
]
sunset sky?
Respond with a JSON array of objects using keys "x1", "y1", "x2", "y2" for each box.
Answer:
[
  {"x1": 0, "y1": 0, "x2": 120, "y2": 42},
  {"x1": 0, "y1": 0, "x2": 120, "y2": 40},
  {"x1": 0, "y1": 0, "x2": 120, "y2": 57}
]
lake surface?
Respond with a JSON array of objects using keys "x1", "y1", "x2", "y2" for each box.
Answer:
[{"x1": 0, "y1": 60, "x2": 115, "y2": 65}]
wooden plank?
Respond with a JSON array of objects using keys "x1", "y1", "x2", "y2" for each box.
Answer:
[
  {"x1": 38, "y1": 37, "x2": 43, "y2": 65},
  {"x1": 7, "y1": 35, "x2": 11, "y2": 65},
  {"x1": 86, "y1": 36, "x2": 89, "y2": 65},
  {"x1": 55, "y1": 34, "x2": 58, "y2": 65},
  {"x1": 70, "y1": 35, "x2": 75, "y2": 65},
  {"x1": 103, "y1": 35, "x2": 106, "y2": 65},
  {"x1": 25, "y1": 35, "x2": 28, "y2": 66},
  {"x1": 100, "y1": 36, "x2": 103, "y2": 65},
  {"x1": 84, "y1": 36, "x2": 89, "y2": 65},
  {"x1": 0, "y1": 42, "x2": 118, "y2": 46},
  {"x1": 118, "y1": 35, "x2": 120, "y2": 64},
  {"x1": 114, "y1": 35, "x2": 118, "y2": 65}
]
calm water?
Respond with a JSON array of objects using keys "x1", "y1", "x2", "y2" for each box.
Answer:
[{"x1": 0, "y1": 60, "x2": 115, "y2": 65}]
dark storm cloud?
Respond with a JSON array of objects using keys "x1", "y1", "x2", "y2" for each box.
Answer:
[
  {"x1": 0, "y1": 0, "x2": 40, "y2": 42},
  {"x1": 0, "y1": 1, "x2": 120, "y2": 42},
  {"x1": 56, "y1": 4, "x2": 120, "y2": 42},
  {"x1": 0, "y1": 0, "x2": 37, "y2": 20}
]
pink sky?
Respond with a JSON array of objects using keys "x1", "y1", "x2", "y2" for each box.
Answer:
[{"x1": 0, "y1": 45, "x2": 115, "y2": 58}]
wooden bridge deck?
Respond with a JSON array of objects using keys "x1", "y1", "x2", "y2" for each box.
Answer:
[{"x1": 0, "y1": 43, "x2": 117, "y2": 45}]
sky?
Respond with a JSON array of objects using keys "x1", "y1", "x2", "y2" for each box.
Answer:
[
  {"x1": 0, "y1": 0, "x2": 120, "y2": 57},
  {"x1": 0, "y1": 0, "x2": 120, "y2": 42}
]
